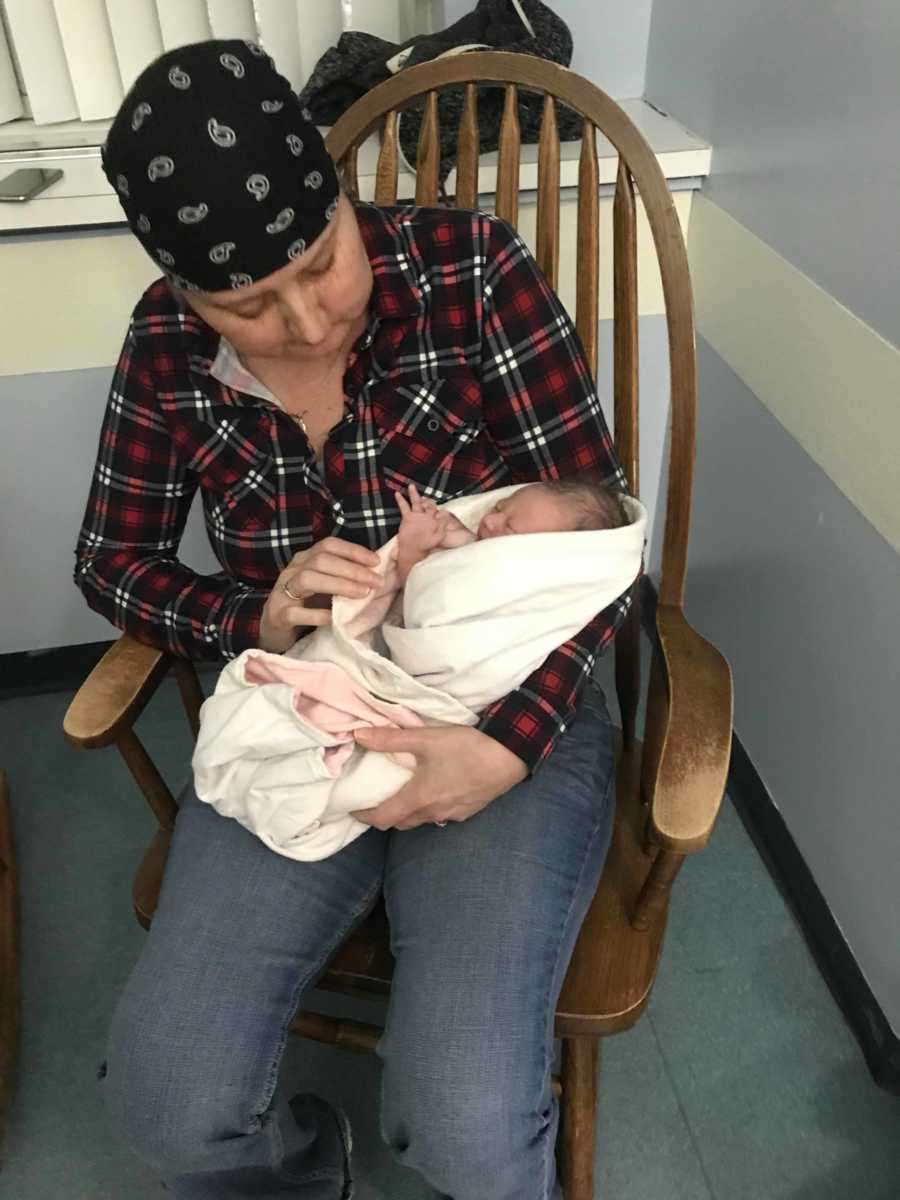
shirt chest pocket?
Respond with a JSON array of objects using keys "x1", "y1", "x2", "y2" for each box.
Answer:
[
  {"x1": 372, "y1": 377, "x2": 504, "y2": 502},
  {"x1": 189, "y1": 432, "x2": 277, "y2": 535}
]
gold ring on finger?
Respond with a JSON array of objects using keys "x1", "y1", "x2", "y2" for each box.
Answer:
[{"x1": 281, "y1": 580, "x2": 303, "y2": 602}]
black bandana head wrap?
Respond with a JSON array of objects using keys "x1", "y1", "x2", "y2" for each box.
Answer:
[{"x1": 101, "y1": 39, "x2": 340, "y2": 293}]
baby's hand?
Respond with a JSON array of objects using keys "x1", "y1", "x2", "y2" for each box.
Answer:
[{"x1": 396, "y1": 483, "x2": 448, "y2": 554}]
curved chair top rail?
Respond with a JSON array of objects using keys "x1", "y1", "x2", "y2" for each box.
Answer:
[{"x1": 326, "y1": 51, "x2": 697, "y2": 609}]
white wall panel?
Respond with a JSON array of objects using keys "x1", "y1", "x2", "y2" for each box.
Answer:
[{"x1": 347, "y1": 0, "x2": 401, "y2": 42}]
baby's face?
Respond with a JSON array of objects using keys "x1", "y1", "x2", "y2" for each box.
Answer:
[{"x1": 476, "y1": 486, "x2": 578, "y2": 540}]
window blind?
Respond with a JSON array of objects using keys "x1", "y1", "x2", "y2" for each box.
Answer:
[
  {"x1": 0, "y1": 8, "x2": 23, "y2": 124},
  {"x1": 0, "y1": 0, "x2": 442, "y2": 128}
]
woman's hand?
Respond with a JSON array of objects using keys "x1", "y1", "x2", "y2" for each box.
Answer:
[
  {"x1": 352, "y1": 725, "x2": 528, "y2": 830},
  {"x1": 258, "y1": 536, "x2": 382, "y2": 653}
]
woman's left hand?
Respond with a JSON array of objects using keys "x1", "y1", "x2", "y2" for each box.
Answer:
[{"x1": 352, "y1": 725, "x2": 528, "y2": 831}]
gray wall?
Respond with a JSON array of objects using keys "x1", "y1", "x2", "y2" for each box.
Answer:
[
  {"x1": 686, "y1": 340, "x2": 900, "y2": 1026},
  {"x1": 442, "y1": 0, "x2": 652, "y2": 97},
  {"x1": 646, "y1": 0, "x2": 900, "y2": 347},
  {"x1": 645, "y1": 3, "x2": 900, "y2": 1028},
  {"x1": 0, "y1": 370, "x2": 221, "y2": 655}
]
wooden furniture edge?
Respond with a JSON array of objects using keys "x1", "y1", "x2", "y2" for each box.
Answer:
[
  {"x1": 649, "y1": 605, "x2": 733, "y2": 851},
  {"x1": 63, "y1": 634, "x2": 171, "y2": 749}
]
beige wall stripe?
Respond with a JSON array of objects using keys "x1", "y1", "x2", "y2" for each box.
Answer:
[
  {"x1": 689, "y1": 194, "x2": 900, "y2": 555},
  {"x1": 0, "y1": 230, "x2": 159, "y2": 377}
]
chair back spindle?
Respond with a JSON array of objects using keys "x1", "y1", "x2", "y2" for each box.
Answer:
[
  {"x1": 375, "y1": 109, "x2": 399, "y2": 204},
  {"x1": 612, "y1": 158, "x2": 641, "y2": 741},
  {"x1": 574, "y1": 119, "x2": 600, "y2": 383},
  {"x1": 455, "y1": 83, "x2": 480, "y2": 208},
  {"x1": 612, "y1": 159, "x2": 639, "y2": 496},
  {"x1": 415, "y1": 91, "x2": 441, "y2": 205},
  {"x1": 495, "y1": 84, "x2": 521, "y2": 227},
  {"x1": 535, "y1": 94, "x2": 560, "y2": 290}
]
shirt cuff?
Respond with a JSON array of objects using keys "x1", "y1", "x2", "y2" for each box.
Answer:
[
  {"x1": 476, "y1": 689, "x2": 570, "y2": 775},
  {"x1": 212, "y1": 584, "x2": 267, "y2": 660}
]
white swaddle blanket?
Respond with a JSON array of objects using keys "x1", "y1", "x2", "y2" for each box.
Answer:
[{"x1": 193, "y1": 484, "x2": 647, "y2": 860}]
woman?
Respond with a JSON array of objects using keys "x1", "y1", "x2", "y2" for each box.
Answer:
[{"x1": 78, "y1": 39, "x2": 630, "y2": 1200}]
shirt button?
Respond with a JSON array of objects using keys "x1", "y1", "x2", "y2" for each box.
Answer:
[{"x1": 427, "y1": 418, "x2": 440, "y2": 432}]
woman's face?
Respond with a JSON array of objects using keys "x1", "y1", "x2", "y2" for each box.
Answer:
[{"x1": 181, "y1": 193, "x2": 373, "y2": 360}]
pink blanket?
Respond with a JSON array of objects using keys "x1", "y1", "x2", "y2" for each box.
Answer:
[{"x1": 242, "y1": 654, "x2": 423, "y2": 774}]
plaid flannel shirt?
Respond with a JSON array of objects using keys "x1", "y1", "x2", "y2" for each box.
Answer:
[{"x1": 75, "y1": 203, "x2": 632, "y2": 772}]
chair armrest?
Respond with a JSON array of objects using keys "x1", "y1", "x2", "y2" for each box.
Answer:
[
  {"x1": 63, "y1": 634, "x2": 173, "y2": 750},
  {"x1": 646, "y1": 605, "x2": 733, "y2": 853}
]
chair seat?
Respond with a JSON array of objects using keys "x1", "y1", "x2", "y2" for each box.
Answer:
[{"x1": 133, "y1": 741, "x2": 667, "y2": 1038}]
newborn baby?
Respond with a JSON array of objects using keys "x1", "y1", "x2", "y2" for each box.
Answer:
[
  {"x1": 394, "y1": 478, "x2": 627, "y2": 586},
  {"x1": 193, "y1": 476, "x2": 646, "y2": 860}
]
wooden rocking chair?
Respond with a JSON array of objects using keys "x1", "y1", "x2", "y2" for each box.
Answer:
[{"x1": 64, "y1": 52, "x2": 733, "y2": 1199}]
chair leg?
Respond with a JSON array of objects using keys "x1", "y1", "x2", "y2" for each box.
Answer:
[{"x1": 558, "y1": 1037, "x2": 600, "y2": 1200}]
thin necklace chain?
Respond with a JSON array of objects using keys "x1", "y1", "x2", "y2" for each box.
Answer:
[{"x1": 280, "y1": 323, "x2": 372, "y2": 435}]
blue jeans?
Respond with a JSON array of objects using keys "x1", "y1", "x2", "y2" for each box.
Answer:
[{"x1": 104, "y1": 682, "x2": 616, "y2": 1199}]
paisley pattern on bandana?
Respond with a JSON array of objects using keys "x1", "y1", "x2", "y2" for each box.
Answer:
[
  {"x1": 219, "y1": 53, "x2": 245, "y2": 79},
  {"x1": 178, "y1": 203, "x2": 209, "y2": 224},
  {"x1": 147, "y1": 156, "x2": 174, "y2": 181},
  {"x1": 265, "y1": 208, "x2": 295, "y2": 234},
  {"x1": 131, "y1": 103, "x2": 151, "y2": 131},
  {"x1": 101, "y1": 38, "x2": 340, "y2": 291},
  {"x1": 246, "y1": 173, "x2": 270, "y2": 201},
  {"x1": 210, "y1": 242, "x2": 236, "y2": 263}
]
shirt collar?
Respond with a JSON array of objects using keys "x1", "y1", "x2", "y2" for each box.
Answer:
[{"x1": 208, "y1": 335, "x2": 280, "y2": 406}]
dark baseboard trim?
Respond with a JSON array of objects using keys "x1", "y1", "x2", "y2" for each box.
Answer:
[
  {"x1": 727, "y1": 738, "x2": 900, "y2": 1094},
  {"x1": 0, "y1": 640, "x2": 116, "y2": 702},
  {"x1": 0, "y1": 639, "x2": 220, "y2": 702},
  {"x1": 638, "y1": 578, "x2": 900, "y2": 1094}
]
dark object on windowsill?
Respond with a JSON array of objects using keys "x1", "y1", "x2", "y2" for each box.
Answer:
[{"x1": 298, "y1": 1, "x2": 584, "y2": 183}]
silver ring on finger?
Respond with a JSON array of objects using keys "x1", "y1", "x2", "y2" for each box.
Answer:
[
  {"x1": 281, "y1": 580, "x2": 303, "y2": 602},
  {"x1": 433, "y1": 820, "x2": 448, "y2": 828}
]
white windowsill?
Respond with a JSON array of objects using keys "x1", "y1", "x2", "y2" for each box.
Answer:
[{"x1": 0, "y1": 98, "x2": 711, "y2": 234}]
